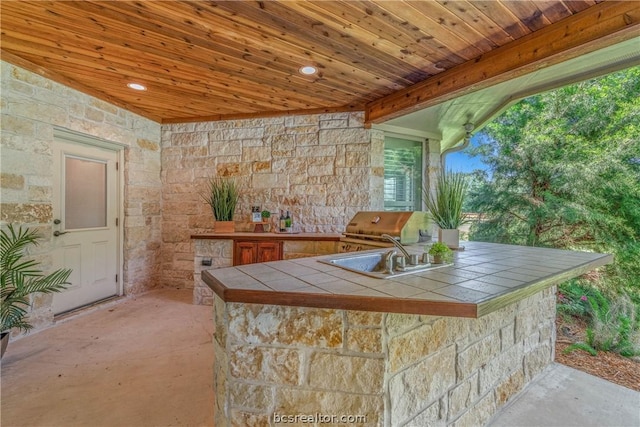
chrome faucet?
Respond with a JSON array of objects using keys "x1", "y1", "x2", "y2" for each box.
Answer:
[
  {"x1": 381, "y1": 249, "x2": 396, "y2": 274},
  {"x1": 380, "y1": 234, "x2": 412, "y2": 260}
]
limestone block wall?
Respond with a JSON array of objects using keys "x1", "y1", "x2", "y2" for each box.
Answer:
[
  {"x1": 213, "y1": 286, "x2": 556, "y2": 426},
  {"x1": 193, "y1": 238, "x2": 339, "y2": 305},
  {"x1": 0, "y1": 62, "x2": 162, "y2": 332},
  {"x1": 162, "y1": 115, "x2": 385, "y2": 289},
  {"x1": 194, "y1": 239, "x2": 234, "y2": 306}
]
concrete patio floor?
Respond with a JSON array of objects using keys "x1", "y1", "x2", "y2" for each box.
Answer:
[
  {"x1": 1, "y1": 288, "x2": 638, "y2": 427},
  {"x1": 1, "y1": 289, "x2": 214, "y2": 427},
  {"x1": 487, "y1": 363, "x2": 640, "y2": 427}
]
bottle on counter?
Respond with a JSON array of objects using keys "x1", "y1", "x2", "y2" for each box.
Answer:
[
  {"x1": 285, "y1": 210, "x2": 292, "y2": 232},
  {"x1": 279, "y1": 210, "x2": 286, "y2": 232}
]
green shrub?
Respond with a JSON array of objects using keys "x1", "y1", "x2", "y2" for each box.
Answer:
[
  {"x1": 586, "y1": 293, "x2": 640, "y2": 357},
  {"x1": 563, "y1": 342, "x2": 597, "y2": 356},
  {"x1": 560, "y1": 281, "x2": 640, "y2": 357},
  {"x1": 557, "y1": 280, "x2": 591, "y2": 319}
]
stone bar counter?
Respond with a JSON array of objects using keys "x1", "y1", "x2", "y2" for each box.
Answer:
[{"x1": 202, "y1": 242, "x2": 611, "y2": 426}]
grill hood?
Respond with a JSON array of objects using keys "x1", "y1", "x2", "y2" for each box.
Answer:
[{"x1": 343, "y1": 211, "x2": 430, "y2": 244}]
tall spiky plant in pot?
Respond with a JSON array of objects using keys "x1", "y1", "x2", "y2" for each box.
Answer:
[
  {"x1": 423, "y1": 170, "x2": 470, "y2": 249},
  {"x1": 1, "y1": 224, "x2": 71, "y2": 358},
  {"x1": 202, "y1": 176, "x2": 240, "y2": 233}
]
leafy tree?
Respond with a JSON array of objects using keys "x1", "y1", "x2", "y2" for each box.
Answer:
[{"x1": 467, "y1": 66, "x2": 640, "y2": 296}]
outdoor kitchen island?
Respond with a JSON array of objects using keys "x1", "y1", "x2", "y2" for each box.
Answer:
[{"x1": 202, "y1": 241, "x2": 612, "y2": 427}]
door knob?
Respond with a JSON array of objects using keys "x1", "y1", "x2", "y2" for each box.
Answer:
[
  {"x1": 53, "y1": 230, "x2": 68, "y2": 236},
  {"x1": 53, "y1": 219, "x2": 61, "y2": 224}
]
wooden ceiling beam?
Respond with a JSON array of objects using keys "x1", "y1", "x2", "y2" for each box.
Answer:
[{"x1": 366, "y1": 1, "x2": 640, "y2": 124}]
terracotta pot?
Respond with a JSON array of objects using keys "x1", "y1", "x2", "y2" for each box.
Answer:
[
  {"x1": 432, "y1": 255, "x2": 444, "y2": 264},
  {"x1": 253, "y1": 222, "x2": 271, "y2": 233},
  {"x1": 214, "y1": 221, "x2": 235, "y2": 233},
  {"x1": 438, "y1": 228, "x2": 460, "y2": 249}
]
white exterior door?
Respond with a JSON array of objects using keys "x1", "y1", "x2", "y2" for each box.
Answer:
[{"x1": 52, "y1": 139, "x2": 120, "y2": 315}]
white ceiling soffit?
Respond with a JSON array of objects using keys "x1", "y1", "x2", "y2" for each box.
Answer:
[{"x1": 375, "y1": 37, "x2": 640, "y2": 152}]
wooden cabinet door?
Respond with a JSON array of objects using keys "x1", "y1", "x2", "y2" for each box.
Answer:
[
  {"x1": 233, "y1": 241, "x2": 283, "y2": 266},
  {"x1": 256, "y1": 241, "x2": 282, "y2": 263},
  {"x1": 234, "y1": 241, "x2": 257, "y2": 266}
]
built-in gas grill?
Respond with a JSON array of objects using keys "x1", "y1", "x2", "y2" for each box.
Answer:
[{"x1": 339, "y1": 211, "x2": 431, "y2": 252}]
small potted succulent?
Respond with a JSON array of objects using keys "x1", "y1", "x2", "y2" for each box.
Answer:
[
  {"x1": 253, "y1": 210, "x2": 271, "y2": 233},
  {"x1": 427, "y1": 242, "x2": 453, "y2": 264},
  {"x1": 261, "y1": 210, "x2": 271, "y2": 232}
]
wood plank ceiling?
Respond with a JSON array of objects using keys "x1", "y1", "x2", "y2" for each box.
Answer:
[{"x1": 1, "y1": 1, "x2": 638, "y2": 124}]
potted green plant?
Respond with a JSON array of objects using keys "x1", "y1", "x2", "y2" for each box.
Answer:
[
  {"x1": 427, "y1": 242, "x2": 453, "y2": 264},
  {"x1": 423, "y1": 170, "x2": 470, "y2": 249},
  {"x1": 260, "y1": 210, "x2": 271, "y2": 232},
  {"x1": 201, "y1": 176, "x2": 240, "y2": 233},
  {"x1": 1, "y1": 225, "x2": 72, "y2": 358}
]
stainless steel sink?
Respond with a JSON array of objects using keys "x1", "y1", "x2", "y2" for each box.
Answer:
[{"x1": 319, "y1": 251, "x2": 449, "y2": 279}]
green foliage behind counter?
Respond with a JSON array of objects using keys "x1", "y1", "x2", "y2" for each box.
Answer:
[{"x1": 464, "y1": 66, "x2": 640, "y2": 356}]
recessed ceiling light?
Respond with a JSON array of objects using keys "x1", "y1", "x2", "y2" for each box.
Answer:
[
  {"x1": 127, "y1": 82, "x2": 147, "y2": 91},
  {"x1": 299, "y1": 65, "x2": 317, "y2": 75}
]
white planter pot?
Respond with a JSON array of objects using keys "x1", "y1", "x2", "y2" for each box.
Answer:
[{"x1": 438, "y1": 229, "x2": 460, "y2": 249}]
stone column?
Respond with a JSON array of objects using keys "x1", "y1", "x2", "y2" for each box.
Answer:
[{"x1": 424, "y1": 138, "x2": 442, "y2": 237}]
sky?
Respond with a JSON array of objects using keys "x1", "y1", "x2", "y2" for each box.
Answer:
[{"x1": 443, "y1": 134, "x2": 487, "y2": 173}]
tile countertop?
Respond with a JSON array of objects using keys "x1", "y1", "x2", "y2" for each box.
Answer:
[
  {"x1": 191, "y1": 232, "x2": 341, "y2": 241},
  {"x1": 202, "y1": 241, "x2": 612, "y2": 318}
]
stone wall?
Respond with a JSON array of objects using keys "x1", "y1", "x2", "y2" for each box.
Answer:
[
  {"x1": 193, "y1": 238, "x2": 339, "y2": 305},
  {"x1": 162, "y1": 115, "x2": 385, "y2": 289},
  {"x1": 213, "y1": 286, "x2": 556, "y2": 426},
  {"x1": 0, "y1": 61, "x2": 162, "y2": 333}
]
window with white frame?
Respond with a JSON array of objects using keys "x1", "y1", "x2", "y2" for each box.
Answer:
[{"x1": 383, "y1": 137, "x2": 422, "y2": 211}]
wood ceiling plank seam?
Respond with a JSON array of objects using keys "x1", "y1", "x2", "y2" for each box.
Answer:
[
  {"x1": 289, "y1": 0, "x2": 448, "y2": 74},
  {"x1": 534, "y1": 1, "x2": 575, "y2": 23},
  {"x1": 390, "y1": 1, "x2": 486, "y2": 60},
  {"x1": 336, "y1": 0, "x2": 463, "y2": 72},
  {"x1": 0, "y1": 27, "x2": 333, "y2": 111},
  {"x1": 283, "y1": 2, "x2": 436, "y2": 72},
  {"x1": 432, "y1": 0, "x2": 515, "y2": 46},
  {"x1": 30, "y1": 2, "x2": 384, "y2": 93},
  {"x1": 365, "y1": 1, "x2": 640, "y2": 123},
  {"x1": 0, "y1": 48, "x2": 163, "y2": 122},
  {"x1": 145, "y1": 0, "x2": 412, "y2": 91},
  {"x1": 84, "y1": 0, "x2": 404, "y2": 92},
  {"x1": 0, "y1": 32, "x2": 331, "y2": 115},
  {"x1": 20, "y1": 55, "x2": 329, "y2": 114},
  {"x1": 1, "y1": 14, "x2": 369, "y2": 109},
  {"x1": 205, "y1": 0, "x2": 427, "y2": 85},
  {"x1": 56, "y1": 1, "x2": 402, "y2": 99},
  {"x1": 352, "y1": 0, "x2": 470, "y2": 66},
  {"x1": 467, "y1": 1, "x2": 532, "y2": 40},
  {"x1": 402, "y1": 0, "x2": 500, "y2": 53},
  {"x1": 500, "y1": 0, "x2": 553, "y2": 33},
  {"x1": 562, "y1": 0, "x2": 599, "y2": 15}
]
